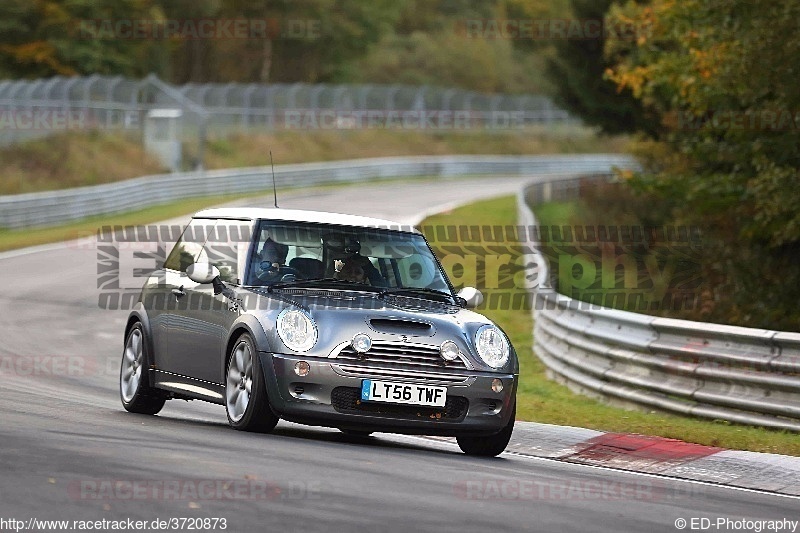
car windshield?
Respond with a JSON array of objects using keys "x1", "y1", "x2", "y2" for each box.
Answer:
[{"x1": 245, "y1": 221, "x2": 452, "y2": 294}]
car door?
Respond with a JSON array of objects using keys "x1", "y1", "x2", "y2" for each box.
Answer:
[
  {"x1": 171, "y1": 218, "x2": 253, "y2": 385},
  {"x1": 150, "y1": 218, "x2": 212, "y2": 375}
]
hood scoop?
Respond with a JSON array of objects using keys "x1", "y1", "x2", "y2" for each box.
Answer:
[{"x1": 369, "y1": 318, "x2": 434, "y2": 337}]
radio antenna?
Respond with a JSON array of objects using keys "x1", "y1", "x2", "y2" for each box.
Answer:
[{"x1": 270, "y1": 150, "x2": 279, "y2": 208}]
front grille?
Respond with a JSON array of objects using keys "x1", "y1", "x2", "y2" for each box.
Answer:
[
  {"x1": 331, "y1": 387, "x2": 469, "y2": 421},
  {"x1": 333, "y1": 340, "x2": 469, "y2": 371}
]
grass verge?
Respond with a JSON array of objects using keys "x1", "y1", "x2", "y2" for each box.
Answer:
[
  {"x1": 0, "y1": 127, "x2": 628, "y2": 194},
  {"x1": 533, "y1": 197, "x2": 706, "y2": 319},
  {"x1": 420, "y1": 195, "x2": 799, "y2": 456},
  {"x1": 198, "y1": 127, "x2": 627, "y2": 169}
]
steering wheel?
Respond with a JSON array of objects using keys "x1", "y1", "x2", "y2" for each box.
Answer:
[{"x1": 255, "y1": 261, "x2": 299, "y2": 283}]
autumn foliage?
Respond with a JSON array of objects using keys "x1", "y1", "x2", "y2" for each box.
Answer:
[{"x1": 599, "y1": 0, "x2": 800, "y2": 328}]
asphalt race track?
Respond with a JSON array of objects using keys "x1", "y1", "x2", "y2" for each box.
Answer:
[{"x1": 0, "y1": 177, "x2": 796, "y2": 533}]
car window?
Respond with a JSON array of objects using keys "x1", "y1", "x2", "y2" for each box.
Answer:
[
  {"x1": 203, "y1": 220, "x2": 253, "y2": 284},
  {"x1": 163, "y1": 219, "x2": 213, "y2": 273},
  {"x1": 286, "y1": 245, "x2": 324, "y2": 263},
  {"x1": 246, "y1": 221, "x2": 452, "y2": 292},
  {"x1": 395, "y1": 252, "x2": 445, "y2": 289}
]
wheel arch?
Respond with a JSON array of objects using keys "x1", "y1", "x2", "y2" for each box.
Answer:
[
  {"x1": 222, "y1": 315, "x2": 271, "y2": 378},
  {"x1": 125, "y1": 303, "x2": 154, "y2": 361}
]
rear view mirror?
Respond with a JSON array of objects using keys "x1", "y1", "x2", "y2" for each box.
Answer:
[{"x1": 186, "y1": 262, "x2": 220, "y2": 284}]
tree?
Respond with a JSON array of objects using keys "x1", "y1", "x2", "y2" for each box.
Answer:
[
  {"x1": 603, "y1": 0, "x2": 800, "y2": 328},
  {"x1": 343, "y1": 0, "x2": 558, "y2": 94},
  {"x1": 605, "y1": 0, "x2": 800, "y2": 246},
  {"x1": 0, "y1": 0, "x2": 167, "y2": 79},
  {"x1": 546, "y1": 0, "x2": 653, "y2": 134},
  {"x1": 162, "y1": 0, "x2": 406, "y2": 84}
]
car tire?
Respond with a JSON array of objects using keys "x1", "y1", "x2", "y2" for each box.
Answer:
[
  {"x1": 456, "y1": 404, "x2": 515, "y2": 457},
  {"x1": 225, "y1": 333, "x2": 279, "y2": 433},
  {"x1": 120, "y1": 323, "x2": 167, "y2": 415}
]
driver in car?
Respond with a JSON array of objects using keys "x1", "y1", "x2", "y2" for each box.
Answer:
[{"x1": 254, "y1": 238, "x2": 296, "y2": 283}]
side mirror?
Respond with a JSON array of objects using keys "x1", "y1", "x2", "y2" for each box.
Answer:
[
  {"x1": 456, "y1": 287, "x2": 484, "y2": 309},
  {"x1": 186, "y1": 262, "x2": 220, "y2": 284}
]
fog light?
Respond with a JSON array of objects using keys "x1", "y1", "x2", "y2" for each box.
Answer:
[
  {"x1": 294, "y1": 361, "x2": 310, "y2": 377},
  {"x1": 352, "y1": 333, "x2": 372, "y2": 353},
  {"x1": 440, "y1": 340, "x2": 460, "y2": 362},
  {"x1": 491, "y1": 378, "x2": 503, "y2": 393}
]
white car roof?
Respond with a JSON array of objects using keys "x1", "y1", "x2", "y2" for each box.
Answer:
[{"x1": 192, "y1": 207, "x2": 419, "y2": 233}]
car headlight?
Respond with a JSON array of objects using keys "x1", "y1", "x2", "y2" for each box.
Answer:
[
  {"x1": 277, "y1": 309, "x2": 318, "y2": 352},
  {"x1": 474, "y1": 325, "x2": 509, "y2": 369}
]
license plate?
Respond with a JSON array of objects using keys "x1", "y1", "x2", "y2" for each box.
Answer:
[{"x1": 361, "y1": 380, "x2": 447, "y2": 407}]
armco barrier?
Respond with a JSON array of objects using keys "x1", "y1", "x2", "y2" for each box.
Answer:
[
  {"x1": 518, "y1": 181, "x2": 800, "y2": 432},
  {"x1": 0, "y1": 154, "x2": 632, "y2": 229}
]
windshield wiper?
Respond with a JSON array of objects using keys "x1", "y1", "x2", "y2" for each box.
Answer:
[
  {"x1": 380, "y1": 287, "x2": 455, "y2": 302},
  {"x1": 268, "y1": 278, "x2": 379, "y2": 292}
]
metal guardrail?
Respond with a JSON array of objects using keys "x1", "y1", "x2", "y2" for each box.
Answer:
[
  {"x1": 0, "y1": 154, "x2": 631, "y2": 229},
  {"x1": 518, "y1": 179, "x2": 800, "y2": 432}
]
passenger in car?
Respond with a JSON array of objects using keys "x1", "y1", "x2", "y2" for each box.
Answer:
[
  {"x1": 336, "y1": 238, "x2": 386, "y2": 286},
  {"x1": 334, "y1": 259, "x2": 368, "y2": 284}
]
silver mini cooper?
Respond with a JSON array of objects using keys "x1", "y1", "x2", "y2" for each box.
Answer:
[{"x1": 120, "y1": 208, "x2": 517, "y2": 456}]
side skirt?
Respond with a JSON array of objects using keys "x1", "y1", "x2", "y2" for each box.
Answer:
[{"x1": 153, "y1": 369, "x2": 225, "y2": 405}]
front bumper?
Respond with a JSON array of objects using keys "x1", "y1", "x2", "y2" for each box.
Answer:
[{"x1": 260, "y1": 352, "x2": 517, "y2": 437}]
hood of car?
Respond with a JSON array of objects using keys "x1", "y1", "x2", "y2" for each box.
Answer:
[{"x1": 241, "y1": 287, "x2": 513, "y2": 372}]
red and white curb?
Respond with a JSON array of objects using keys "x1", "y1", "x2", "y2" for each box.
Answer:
[
  {"x1": 425, "y1": 421, "x2": 800, "y2": 496},
  {"x1": 512, "y1": 422, "x2": 800, "y2": 495}
]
